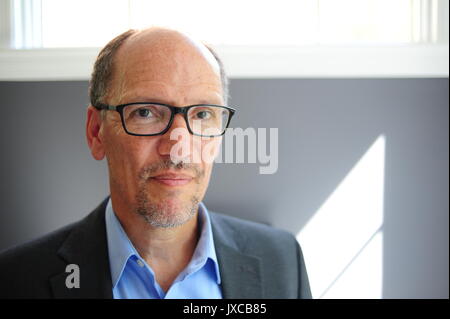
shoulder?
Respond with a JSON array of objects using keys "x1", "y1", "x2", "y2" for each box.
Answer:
[
  {"x1": 0, "y1": 221, "x2": 80, "y2": 298},
  {"x1": 209, "y1": 211, "x2": 299, "y2": 258},
  {"x1": 0, "y1": 220, "x2": 78, "y2": 263},
  {"x1": 209, "y1": 211, "x2": 311, "y2": 298},
  {"x1": 210, "y1": 212, "x2": 294, "y2": 240},
  {"x1": 0, "y1": 198, "x2": 108, "y2": 268}
]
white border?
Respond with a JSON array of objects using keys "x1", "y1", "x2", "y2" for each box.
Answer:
[{"x1": 0, "y1": 44, "x2": 448, "y2": 81}]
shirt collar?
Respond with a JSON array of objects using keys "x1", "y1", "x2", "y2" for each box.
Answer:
[
  {"x1": 191, "y1": 201, "x2": 221, "y2": 284},
  {"x1": 105, "y1": 198, "x2": 221, "y2": 288}
]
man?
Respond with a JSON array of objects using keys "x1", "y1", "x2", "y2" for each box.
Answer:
[{"x1": 0, "y1": 27, "x2": 311, "y2": 299}]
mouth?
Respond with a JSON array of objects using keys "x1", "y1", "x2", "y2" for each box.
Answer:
[{"x1": 150, "y1": 172, "x2": 194, "y2": 187}]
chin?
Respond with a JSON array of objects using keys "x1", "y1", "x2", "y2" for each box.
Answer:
[{"x1": 135, "y1": 194, "x2": 200, "y2": 228}]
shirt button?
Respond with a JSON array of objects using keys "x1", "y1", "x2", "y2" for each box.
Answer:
[{"x1": 136, "y1": 259, "x2": 145, "y2": 267}]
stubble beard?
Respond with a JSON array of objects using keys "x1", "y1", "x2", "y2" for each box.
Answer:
[
  {"x1": 134, "y1": 159, "x2": 204, "y2": 228},
  {"x1": 136, "y1": 188, "x2": 200, "y2": 228}
]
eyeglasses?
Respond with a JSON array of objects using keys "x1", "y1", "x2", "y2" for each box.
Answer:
[{"x1": 93, "y1": 102, "x2": 236, "y2": 137}]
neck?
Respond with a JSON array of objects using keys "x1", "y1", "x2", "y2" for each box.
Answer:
[{"x1": 111, "y1": 198, "x2": 200, "y2": 268}]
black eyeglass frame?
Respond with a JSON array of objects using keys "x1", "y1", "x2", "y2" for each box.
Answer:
[{"x1": 93, "y1": 102, "x2": 236, "y2": 137}]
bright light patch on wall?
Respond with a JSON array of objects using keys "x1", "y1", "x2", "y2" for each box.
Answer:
[
  {"x1": 297, "y1": 135, "x2": 385, "y2": 299},
  {"x1": 321, "y1": 231, "x2": 383, "y2": 298}
]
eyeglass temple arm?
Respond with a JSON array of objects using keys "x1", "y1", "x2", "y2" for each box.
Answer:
[{"x1": 93, "y1": 103, "x2": 116, "y2": 111}]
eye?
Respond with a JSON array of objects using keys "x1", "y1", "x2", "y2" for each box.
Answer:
[
  {"x1": 136, "y1": 108, "x2": 153, "y2": 118},
  {"x1": 124, "y1": 104, "x2": 167, "y2": 124},
  {"x1": 194, "y1": 109, "x2": 213, "y2": 120}
]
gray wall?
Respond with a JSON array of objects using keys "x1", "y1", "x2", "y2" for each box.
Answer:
[{"x1": 0, "y1": 79, "x2": 448, "y2": 298}]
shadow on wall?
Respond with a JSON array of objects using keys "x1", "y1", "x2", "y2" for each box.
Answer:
[{"x1": 0, "y1": 79, "x2": 448, "y2": 298}]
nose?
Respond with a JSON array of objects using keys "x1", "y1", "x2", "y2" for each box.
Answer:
[
  {"x1": 168, "y1": 112, "x2": 189, "y2": 132},
  {"x1": 157, "y1": 113, "x2": 192, "y2": 160}
]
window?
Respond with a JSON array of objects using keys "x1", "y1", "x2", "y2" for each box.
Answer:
[
  {"x1": 0, "y1": 0, "x2": 448, "y2": 79},
  {"x1": 7, "y1": 0, "x2": 449, "y2": 48}
]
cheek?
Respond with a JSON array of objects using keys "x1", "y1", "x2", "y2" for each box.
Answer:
[
  {"x1": 193, "y1": 137, "x2": 221, "y2": 164},
  {"x1": 203, "y1": 162, "x2": 214, "y2": 182},
  {"x1": 199, "y1": 139, "x2": 219, "y2": 185},
  {"x1": 104, "y1": 131, "x2": 160, "y2": 178}
]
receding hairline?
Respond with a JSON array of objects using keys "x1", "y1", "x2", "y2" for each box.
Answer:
[
  {"x1": 89, "y1": 27, "x2": 229, "y2": 109},
  {"x1": 115, "y1": 27, "x2": 222, "y2": 76}
]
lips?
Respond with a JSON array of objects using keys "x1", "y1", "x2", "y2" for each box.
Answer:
[{"x1": 150, "y1": 173, "x2": 193, "y2": 186}]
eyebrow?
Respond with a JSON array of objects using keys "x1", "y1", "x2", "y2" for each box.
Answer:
[{"x1": 122, "y1": 96, "x2": 223, "y2": 106}]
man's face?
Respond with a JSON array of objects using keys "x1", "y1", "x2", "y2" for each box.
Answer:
[{"x1": 97, "y1": 30, "x2": 223, "y2": 228}]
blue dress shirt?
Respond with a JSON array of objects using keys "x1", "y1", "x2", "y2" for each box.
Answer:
[{"x1": 105, "y1": 198, "x2": 222, "y2": 299}]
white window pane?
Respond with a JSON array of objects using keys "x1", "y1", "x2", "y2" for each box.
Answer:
[
  {"x1": 29, "y1": 0, "x2": 444, "y2": 48},
  {"x1": 41, "y1": 0, "x2": 130, "y2": 47},
  {"x1": 130, "y1": 0, "x2": 318, "y2": 45},
  {"x1": 318, "y1": 0, "x2": 413, "y2": 44}
]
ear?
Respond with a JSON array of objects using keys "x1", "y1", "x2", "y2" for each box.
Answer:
[{"x1": 86, "y1": 106, "x2": 106, "y2": 160}]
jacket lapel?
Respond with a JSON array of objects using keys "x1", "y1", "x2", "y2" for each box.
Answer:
[
  {"x1": 211, "y1": 213, "x2": 263, "y2": 299},
  {"x1": 49, "y1": 198, "x2": 113, "y2": 298}
]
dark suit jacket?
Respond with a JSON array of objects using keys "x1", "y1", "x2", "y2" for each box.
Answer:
[{"x1": 0, "y1": 198, "x2": 311, "y2": 298}]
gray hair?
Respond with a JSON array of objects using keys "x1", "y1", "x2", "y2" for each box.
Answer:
[{"x1": 89, "y1": 29, "x2": 229, "y2": 112}]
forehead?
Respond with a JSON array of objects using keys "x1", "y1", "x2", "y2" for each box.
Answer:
[{"x1": 111, "y1": 30, "x2": 222, "y2": 104}]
